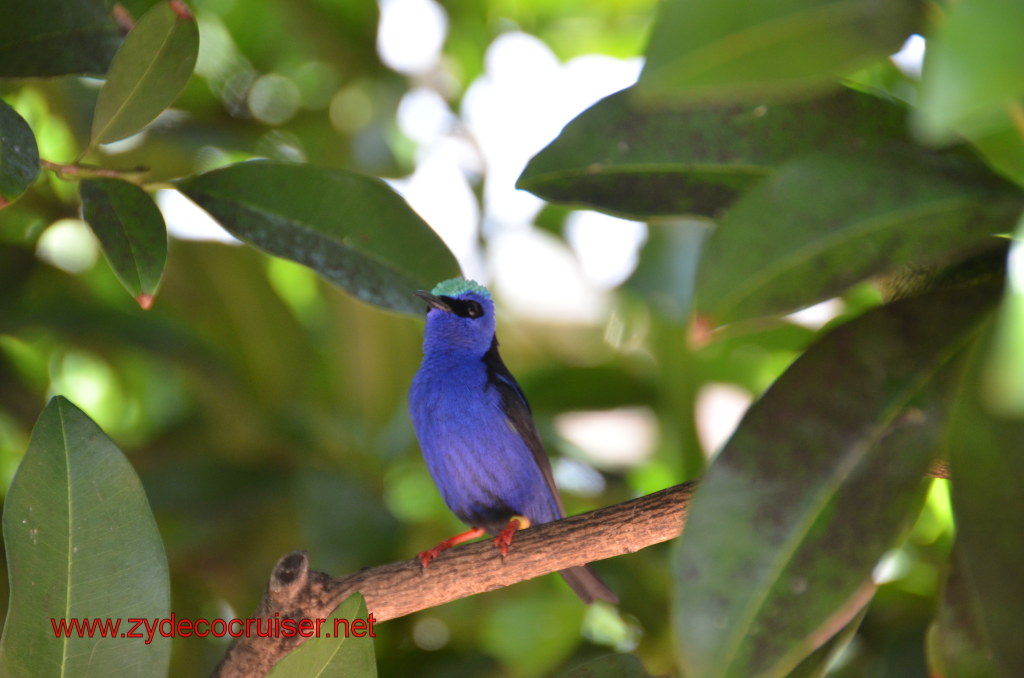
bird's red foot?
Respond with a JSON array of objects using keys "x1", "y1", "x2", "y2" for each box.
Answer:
[
  {"x1": 418, "y1": 526, "x2": 485, "y2": 568},
  {"x1": 493, "y1": 515, "x2": 531, "y2": 558}
]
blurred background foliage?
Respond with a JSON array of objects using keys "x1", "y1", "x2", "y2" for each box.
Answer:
[{"x1": 0, "y1": 0, "x2": 1016, "y2": 676}]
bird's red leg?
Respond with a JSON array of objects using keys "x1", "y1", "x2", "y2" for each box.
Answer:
[
  {"x1": 493, "y1": 515, "x2": 531, "y2": 558},
  {"x1": 419, "y1": 527, "x2": 485, "y2": 568}
]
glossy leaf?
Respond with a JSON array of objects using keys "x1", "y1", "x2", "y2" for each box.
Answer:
[
  {"x1": 0, "y1": 100, "x2": 40, "y2": 209},
  {"x1": 674, "y1": 283, "x2": 999, "y2": 678},
  {"x1": 947, "y1": 325, "x2": 1024, "y2": 678},
  {"x1": 0, "y1": 397, "x2": 171, "y2": 677},
  {"x1": 696, "y1": 151, "x2": 1020, "y2": 324},
  {"x1": 916, "y1": 0, "x2": 1024, "y2": 144},
  {"x1": 0, "y1": 0, "x2": 122, "y2": 77},
  {"x1": 518, "y1": 87, "x2": 911, "y2": 218},
  {"x1": 80, "y1": 178, "x2": 168, "y2": 307},
  {"x1": 638, "y1": 0, "x2": 923, "y2": 104},
  {"x1": 90, "y1": 0, "x2": 199, "y2": 146},
  {"x1": 927, "y1": 544, "x2": 999, "y2": 678},
  {"x1": 266, "y1": 592, "x2": 376, "y2": 678},
  {"x1": 177, "y1": 161, "x2": 461, "y2": 314}
]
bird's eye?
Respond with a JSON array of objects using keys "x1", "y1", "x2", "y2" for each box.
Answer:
[{"x1": 465, "y1": 300, "x2": 484, "y2": 318}]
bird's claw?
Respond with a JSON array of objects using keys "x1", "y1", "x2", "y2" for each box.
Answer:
[{"x1": 493, "y1": 515, "x2": 531, "y2": 558}]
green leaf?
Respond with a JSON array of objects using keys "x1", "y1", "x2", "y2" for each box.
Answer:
[
  {"x1": 80, "y1": 178, "x2": 168, "y2": 308},
  {"x1": 674, "y1": 283, "x2": 999, "y2": 678},
  {"x1": 927, "y1": 544, "x2": 999, "y2": 678},
  {"x1": 0, "y1": 100, "x2": 40, "y2": 209},
  {"x1": 0, "y1": 0, "x2": 122, "y2": 77},
  {"x1": 517, "y1": 87, "x2": 911, "y2": 219},
  {"x1": 947, "y1": 324, "x2": 1024, "y2": 678},
  {"x1": 177, "y1": 161, "x2": 461, "y2": 314},
  {"x1": 0, "y1": 397, "x2": 171, "y2": 678},
  {"x1": 786, "y1": 605, "x2": 867, "y2": 678},
  {"x1": 563, "y1": 653, "x2": 654, "y2": 678},
  {"x1": 696, "y1": 151, "x2": 1020, "y2": 324},
  {"x1": 90, "y1": 0, "x2": 199, "y2": 146},
  {"x1": 916, "y1": 0, "x2": 1024, "y2": 144},
  {"x1": 266, "y1": 592, "x2": 376, "y2": 678},
  {"x1": 638, "y1": 0, "x2": 923, "y2": 104},
  {"x1": 982, "y1": 214, "x2": 1024, "y2": 415},
  {"x1": 626, "y1": 218, "x2": 711, "y2": 321}
]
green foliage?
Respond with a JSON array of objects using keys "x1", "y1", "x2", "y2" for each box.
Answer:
[
  {"x1": 266, "y1": 593, "x2": 376, "y2": 678},
  {"x1": 1, "y1": 0, "x2": 1022, "y2": 676},
  {"x1": 178, "y1": 161, "x2": 460, "y2": 314},
  {"x1": 0, "y1": 397, "x2": 170, "y2": 677},
  {"x1": 89, "y1": 0, "x2": 199, "y2": 148}
]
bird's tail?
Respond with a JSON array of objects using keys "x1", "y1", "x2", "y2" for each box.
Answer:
[{"x1": 559, "y1": 565, "x2": 618, "y2": 604}]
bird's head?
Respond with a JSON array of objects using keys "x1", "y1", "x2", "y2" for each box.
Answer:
[{"x1": 416, "y1": 278, "x2": 496, "y2": 353}]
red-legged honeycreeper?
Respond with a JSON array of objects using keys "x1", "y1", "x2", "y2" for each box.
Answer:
[{"x1": 409, "y1": 277, "x2": 617, "y2": 604}]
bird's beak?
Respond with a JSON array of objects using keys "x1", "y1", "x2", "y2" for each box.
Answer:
[{"x1": 415, "y1": 290, "x2": 452, "y2": 313}]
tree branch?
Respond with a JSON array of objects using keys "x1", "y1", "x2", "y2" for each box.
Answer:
[
  {"x1": 212, "y1": 481, "x2": 697, "y2": 677},
  {"x1": 213, "y1": 460, "x2": 951, "y2": 677}
]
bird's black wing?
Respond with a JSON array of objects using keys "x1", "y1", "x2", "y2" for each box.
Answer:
[{"x1": 481, "y1": 336, "x2": 566, "y2": 517}]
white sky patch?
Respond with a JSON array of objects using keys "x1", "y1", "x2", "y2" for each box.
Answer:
[
  {"x1": 555, "y1": 407, "x2": 659, "y2": 468},
  {"x1": 785, "y1": 297, "x2": 844, "y2": 330},
  {"x1": 157, "y1": 189, "x2": 239, "y2": 243},
  {"x1": 891, "y1": 34, "x2": 925, "y2": 79},
  {"x1": 377, "y1": 0, "x2": 448, "y2": 75},
  {"x1": 489, "y1": 228, "x2": 605, "y2": 323},
  {"x1": 695, "y1": 383, "x2": 753, "y2": 458},
  {"x1": 565, "y1": 211, "x2": 648, "y2": 289},
  {"x1": 387, "y1": 139, "x2": 484, "y2": 280},
  {"x1": 397, "y1": 87, "x2": 457, "y2": 146}
]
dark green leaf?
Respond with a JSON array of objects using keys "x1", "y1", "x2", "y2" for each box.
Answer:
[
  {"x1": 948, "y1": 324, "x2": 1024, "y2": 678},
  {"x1": 0, "y1": 0, "x2": 121, "y2": 77},
  {"x1": 638, "y1": 0, "x2": 923, "y2": 104},
  {"x1": 786, "y1": 605, "x2": 867, "y2": 678},
  {"x1": 674, "y1": 283, "x2": 999, "y2": 678},
  {"x1": 91, "y1": 0, "x2": 199, "y2": 146},
  {"x1": 697, "y1": 151, "x2": 1020, "y2": 324},
  {"x1": 265, "y1": 592, "x2": 376, "y2": 678},
  {"x1": 0, "y1": 100, "x2": 40, "y2": 209},
  {"x1": 927, "y1": 543, "x2": 999, "y2": 678},
  {"x1": 80, "y1": 178, "x2": 168, "y2": 307},
  {"x1": 0, "y1": 397, "x2": 171, "y2": 677},
  {"x1": 177, "y1": 161, "x2": 461, "y2": 314},
  {"x1": 563, "y1": 653, "x2": 654, "y2": 678},
  {"x1": 518, "y1": 87, "x2": 911, "y2": 219}
]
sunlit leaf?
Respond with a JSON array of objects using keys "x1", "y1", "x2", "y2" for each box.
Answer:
[
  {"x1": 674, "y1": 283, "x2": 999, "y2": 678},
  {"x1": 0, "y1": 100, "x2": 40, "y2": 209},
  {"x1": 947, "y1": 323, "x2": 1024, "y2": 678},
  {"x1": 177, "y1": 161, "x2": 461, "y2": 314},
  {"x1": 80, "y1": 178, "x2": 168, "y2": 307},
  {"x1": 0, "y1": 0, "x2": 122, "y2": 77},
  {"x1": 697, "y1": 151, "x2": 1019, "y2": 324},
  {"x1": 518, "y1": 87, "x2": 911, "y2": 218},
  {"x1": 0, "y1": 397, "x2": 171, "y2": 677},
  {"x1": 983, "y1": 214, "x2": 1024, "y2": 415},
  {"x1": 265, "y1": 592, "x2": 376, "y2": 678},
  {"x1": 90, "y1": 1, "x2": 199, "y2": 146},
  {"x1": 916, "y1": 0, "x2": 1024, "y2": 144},
  {"x1": 638, "y1": 0, "x2": 923, "y2": 104}
]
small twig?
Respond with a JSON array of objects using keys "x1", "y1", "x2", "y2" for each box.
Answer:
[{"x1": 41, "y1": 159, "x2": 150, "y2": 183}]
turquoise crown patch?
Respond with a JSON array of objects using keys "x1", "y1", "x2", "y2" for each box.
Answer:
[{"x1": 430, "y1": 278, "x2": 491, "y2": 298}]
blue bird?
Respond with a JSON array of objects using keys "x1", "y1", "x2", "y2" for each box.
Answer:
[{"x1": 409, "y1": 277, "x2": 616, "y2": 604}]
